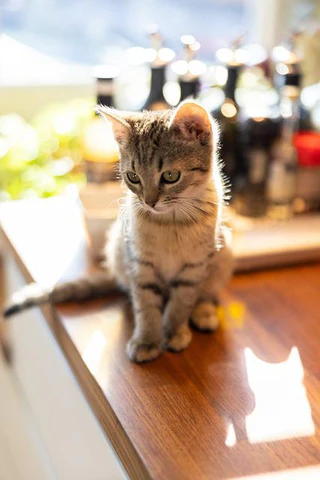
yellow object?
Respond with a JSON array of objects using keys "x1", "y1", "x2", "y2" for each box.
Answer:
[
  {"x1": 82, "y1": 117, "x2": 119, "y2": 164},
  {"x1": 218, "y1": 302, "x2": 246, "y2": 330}
]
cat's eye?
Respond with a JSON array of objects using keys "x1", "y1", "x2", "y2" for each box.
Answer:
[
  {"x1": 161, "y1": 170, "x2": 180, "y2": 184},
  {"x1": 126, "y1": 171, "x2": 141, "y2": 184}
]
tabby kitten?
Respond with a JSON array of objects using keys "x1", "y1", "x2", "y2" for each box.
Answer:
[{"x1": 4, "y1": 101, "x2": 233, "y2": 362}]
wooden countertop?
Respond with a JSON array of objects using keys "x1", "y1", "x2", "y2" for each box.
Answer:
[{"x1": 1, "y1": 196, "x2": 320, "y2": 480}]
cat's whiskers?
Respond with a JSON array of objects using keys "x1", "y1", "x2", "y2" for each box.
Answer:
[
  {"x1": 170, "y1": 197, "x2": 216, "y2": 225},
  {"x1": 105, "y1": 196, "x2": 127, "y2": 209},
  {"x1": 116, "y1": 196, "x2": 127, "y2": 206},
  {"x1": 172, "y1": 196, "x2": 221, "y2": 207}
]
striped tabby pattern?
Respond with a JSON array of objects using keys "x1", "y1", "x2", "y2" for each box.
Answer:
[
  {"x1": 3, "y1": 101, "x2": 233, "y2": 363},
  {"x1": 102, "y1": 101, "x2": 233, "y2": 362}
]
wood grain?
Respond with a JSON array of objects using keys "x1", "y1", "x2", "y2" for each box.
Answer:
[{"x1": 1, "y1": 197, "x2": 320, "y2": 480}]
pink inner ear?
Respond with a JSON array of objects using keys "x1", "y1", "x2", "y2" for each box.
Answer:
[
  {"x1": 111, "y1": 120, "x2": 129, "y2": 145},
  {"x1": 182, "y1": 114, "x2": 207, "y2": 136},
  {"x1": 175, "y1": 114, "x2": 211, "y2": 142},
  {"x1": 171, "y1": 103, "x2": 212, "y2": 143},
  {"x1": 96, "y1": 106, "x2": 130, "y2": 145}
]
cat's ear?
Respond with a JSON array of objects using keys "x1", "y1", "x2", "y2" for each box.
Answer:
[
  {"x1": 96, "y1": 106, "x2": 131, "y2": 146},
  {"x1": 169, "y1": 101, "x2": 214, "y2": 146}
]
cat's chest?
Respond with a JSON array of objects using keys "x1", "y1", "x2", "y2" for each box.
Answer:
[{"x1": 135, "y1": 223, "x2": 214, "y2": 280}]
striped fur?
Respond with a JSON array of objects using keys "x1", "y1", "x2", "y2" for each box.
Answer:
[
  {"x1": 4, "y1": 101, "x2": 233, "y2": 363},
  {"x1": 3, "y1": 273, "x2": 118, "y2": 318},
  {"x1": 103, "y1": 101, "x2": 233, "y2": 362}
]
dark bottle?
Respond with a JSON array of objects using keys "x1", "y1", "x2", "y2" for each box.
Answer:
[
  {"x1": 272, "y1": 35, "x2": 312, "y2": 131},
  {"x1": 82, "y1": 66, "x2": 120, "y2": 183},
  {"x1": 211, "y1": 61, "x2": 243, "y2": 189},
  {"x1": 234, "y1": 112, "x2": 281, "y2": 217},
  {"x1": 233, "y1": 67, "x2": 282, "y2": 217},
  {"x1": 224, "y1": 65, "x2": 239, "y2": 103},
  {"x1": 267, "y1": 67, "x2": 303, "y2": 219},
  {"x1": 142, "y1": 28, "x2": 171, "y2": 111},
  {"x1": 143, "y1": 64, "x2": 169, "y2": 110},
  {"x1": 179, "y1": 76, "x2": 201, "y2": 101},
  {"x1": 94, "y1": 65, "x2": 118, "y2": 109},
  {"x1": 176, "y1": 36, "x2": 203, "y2": 102},
  {"x1": 275, "y1": 63, "x2": 311, "y2": 131}
]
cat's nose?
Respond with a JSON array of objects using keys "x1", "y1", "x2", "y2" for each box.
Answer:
[
  {"x1": 146, "y1": 201, "x2": 157, "y2": 208},
  {"x1": 144, "y1": 193, "x2": 159, "y2": 209}
]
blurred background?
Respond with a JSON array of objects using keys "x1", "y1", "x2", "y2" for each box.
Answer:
[
  {"x1": 0, "y1": 3, "x2": 320, "y2": 478},
  {"x1": 0, "y1": 0, "x2": 320, "y2": 215}
]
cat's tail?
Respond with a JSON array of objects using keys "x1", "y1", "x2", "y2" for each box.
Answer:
[{"x1": 3, "y1": 272, "x2": 120, "y2": 319}]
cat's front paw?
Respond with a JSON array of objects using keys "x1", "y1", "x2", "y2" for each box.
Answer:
[
  {"x1": 190, "y1": 301, "x2": 219, "y2": 332},
  {"x1": 165, "y1": 324, "x2": 192, "y2": 352},
  {"x1": 126, "y1": 337, "x2": 162, "y2": 363}
]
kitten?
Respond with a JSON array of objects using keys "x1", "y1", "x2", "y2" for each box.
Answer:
[{"x1": 3, "y1": 101, "x2": 233, "y2": 362}]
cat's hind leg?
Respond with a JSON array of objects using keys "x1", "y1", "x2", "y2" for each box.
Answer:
[
  {"x1": 191, "y1": 244, "x2": 233, "y2": 332},
  {"x1": 191, "y1": 301, "x2": 220, "y2": 332}
]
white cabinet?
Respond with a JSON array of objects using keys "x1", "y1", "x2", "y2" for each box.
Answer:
[{"x1": 1, "y1": 254, "x2": 126, "y2": 480}]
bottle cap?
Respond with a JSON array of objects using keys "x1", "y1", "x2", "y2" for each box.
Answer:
[
  {"x1": 146, "y1": 25, "x2": 175, "y2": 67},
  {"x1": 172, "y1": 35, "x2": 205, "y2": 82},
  {"x1": 93, "y1": 65, "x2": 119, "y2": 81},
  {"x1": 93, "y1": 65, "x2": 118, "y2": 108}
]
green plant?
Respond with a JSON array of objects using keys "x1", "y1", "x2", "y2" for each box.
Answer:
[{"x1": 0, "y1": 98, "x2": 93, "y2": 200}]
